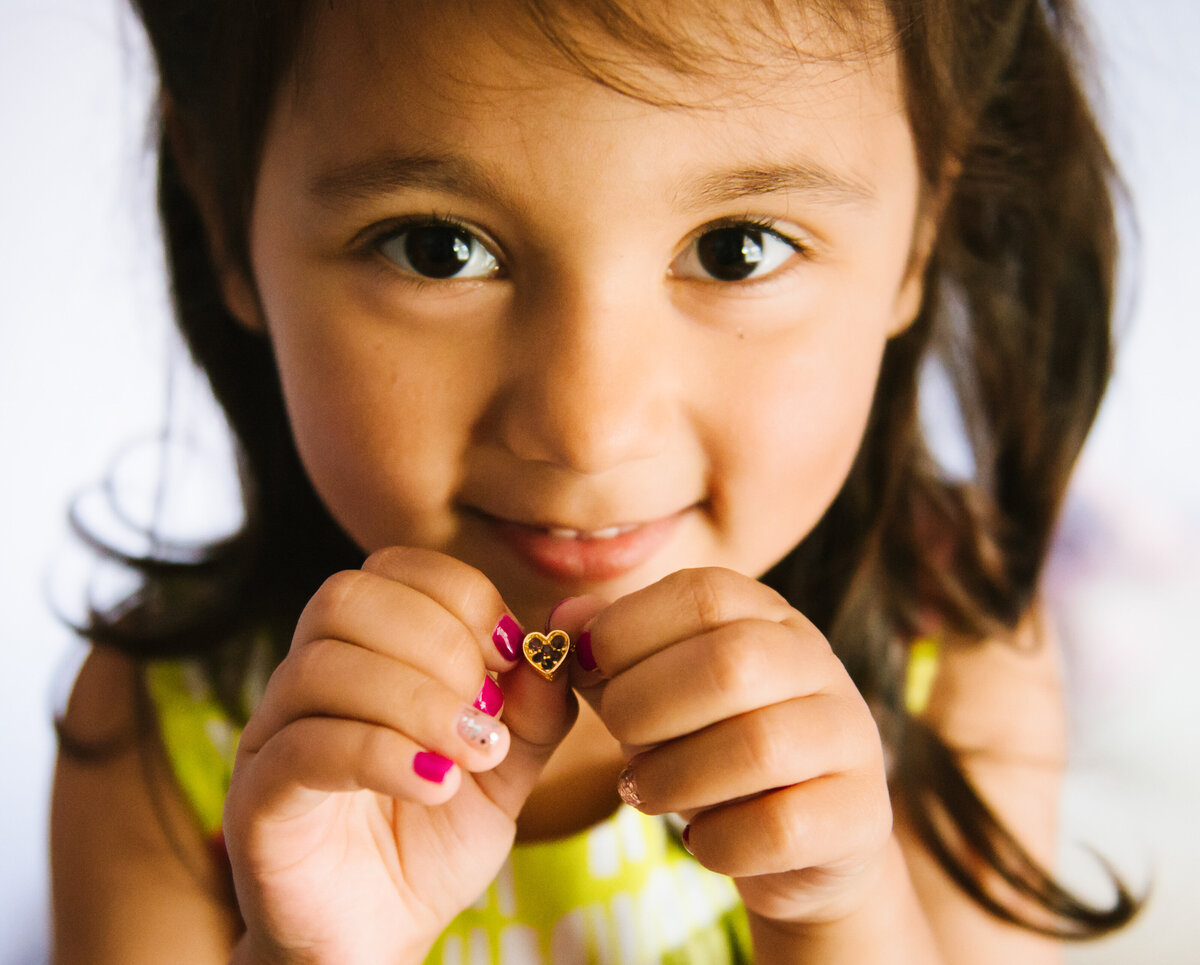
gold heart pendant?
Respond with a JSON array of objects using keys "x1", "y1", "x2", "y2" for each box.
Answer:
[{"x1": 522, "y1": 630, "x2": 573, "y2": 681}]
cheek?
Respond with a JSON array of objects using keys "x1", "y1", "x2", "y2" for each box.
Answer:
[
  {"x1": 712, "y1": 331, "x2": 886, "y2": 569},
  {"x1": 254, "y1": 287, "x2": 480, "y2": 550},
  {"x1": 280, "y1": 343, "x2": 432, "y2": 541}
]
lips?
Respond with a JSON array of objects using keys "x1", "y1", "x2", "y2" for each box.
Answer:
[{"x1": 484, "y1": 512, "x2": 684, "y2": 583}]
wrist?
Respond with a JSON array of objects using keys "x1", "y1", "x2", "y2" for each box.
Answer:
[{"x1": 747, "y1": 838, "x2": 944, "y2": 964}]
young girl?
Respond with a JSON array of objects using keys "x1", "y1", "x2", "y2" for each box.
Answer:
[{"x1": 51, "y1": 0, "x2": 1139, "y2": 962}]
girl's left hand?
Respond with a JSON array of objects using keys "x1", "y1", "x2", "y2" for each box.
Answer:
[{"x1": 568, "y1": 567, "x2": 894, "y2": 928}]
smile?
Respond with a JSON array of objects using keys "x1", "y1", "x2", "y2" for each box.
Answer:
[
  {"x1": 541, "y1": 523, "x2": 641, "y2": 541},
  {"x1": 474, "y1": 510, "x2": 688, "y2": 583}
]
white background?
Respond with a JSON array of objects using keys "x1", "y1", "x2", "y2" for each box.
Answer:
[{"x1": 2, "y1": 0, "x2": 1197, "y2": 961}]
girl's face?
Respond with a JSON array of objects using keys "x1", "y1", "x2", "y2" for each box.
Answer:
[{"x1": 235, "y1": 1, "x2": 928, "y2": 625}]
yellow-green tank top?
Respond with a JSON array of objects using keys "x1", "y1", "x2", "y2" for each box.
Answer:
[{"x1": 143, "y1": 636, "x2": 939, "y2": 963}]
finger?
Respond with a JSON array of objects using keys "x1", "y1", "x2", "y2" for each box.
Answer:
[
  {"x1": 583, "y1": 568, "x2": 798, "y2": 677},
  {"x1": 681, "y1": 774, "x2": 893, "y2": 879},
  {"x1": 615, "y1": 692, "x2": 880, "y2": 814},
  {"x1": 297, "y1": 548, "x2": 523, "y2": 672},
  {"x1": 228, "y1": 717, "x2": 470, "y2": 831},
  {"x1": 294, "y1": 570, "x2": 507, "y2": 694},
  {"x1": 543, "y1": 594, "x2": 607, "y2": 635},
  {"x1": 239, "y1": 638, "x2": 509, "y2": 774},
  {"x1": 598, "y1": 618, "x2": 840, "y2": 746}
]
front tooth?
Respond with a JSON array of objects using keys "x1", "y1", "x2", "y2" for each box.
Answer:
[
  {"x1": 547, "y1": 527, "x2": 580, "y2": 540},
  {"x1": 590, "y1": 526, "x2": 622, "y2": 540}
]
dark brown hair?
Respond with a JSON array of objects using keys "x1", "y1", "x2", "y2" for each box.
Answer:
[{"x1": 83, "y1": 0, "x2": 1137, "y2": 939}]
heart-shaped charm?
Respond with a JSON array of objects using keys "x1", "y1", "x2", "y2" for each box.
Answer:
[{"x1": 522, "y1": 629, "x2": 573, "y2": 681}]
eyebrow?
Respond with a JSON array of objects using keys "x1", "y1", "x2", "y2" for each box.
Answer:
[
  {"x1": 308, "y1": 151, "x2": 875, "y2": 211},
  {"x1": 676, "y1": 161, "x2": 877, "y2": 209},
  {"x1": 309, "y1": 152, "x2": 508, "y2": 208}
]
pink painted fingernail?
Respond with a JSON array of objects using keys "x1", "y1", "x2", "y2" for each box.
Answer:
[
  {"x1": 616, "y1": 761, "x2": 642, "y2": 808},
  {"x1": 492, "y1": 615, "x2": 523, "y2": 661},
  {"x1": 457, "y1": 705, "x2": 502, "y2": 751},
  {"x1": 413, "y1": 751, "x2": 454, "y2": 783},
  {"x1": 576, "y1": 630, "x2": 597, "y2": 672},
  {"x1": 473, "y1": 676, "x2": 504, "y2": 717}
]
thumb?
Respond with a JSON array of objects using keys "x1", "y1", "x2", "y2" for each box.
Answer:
[
  {"x1": 547, "y1": 594, "x2": 608, "y2": 652},
  {"x1": 548, "y1": 594, "x2": 610, "y2": 723},
  {"x1": 470, "y1": 600, "x2": 603, "y2": 818}
]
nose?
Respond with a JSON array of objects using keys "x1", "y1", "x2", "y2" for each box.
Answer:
[{"x1": 491, "y1": 279, "x2": 675, "y2": 475}]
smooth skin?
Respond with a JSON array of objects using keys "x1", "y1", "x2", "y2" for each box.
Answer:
[{"x1": 52, "y1": 2, "x2": 1068, "y2": 963}]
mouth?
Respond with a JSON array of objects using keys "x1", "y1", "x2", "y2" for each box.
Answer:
[{"x1": 473, "y1": 510, "x2": 688, "y2": 584}]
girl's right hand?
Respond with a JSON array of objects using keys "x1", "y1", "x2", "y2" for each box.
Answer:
[{"x1": 223, "y1": 547, "x2": 577, "y2": 965}]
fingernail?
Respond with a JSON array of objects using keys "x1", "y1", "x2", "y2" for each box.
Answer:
[
  {"x1": 616, "y1": 761, "x2": 642, "y2": 808},
  {"x1": 544, "y1": 598, "x2": 573, "y2": 633},
  {"x1": 681, "y1": 824, "x2": 693, "y2": 855},
  {"x1": 492, "y1": 615, "x2": 523, "y2": 661},
  {"x1": 457, "y1": 705, "x2": 502, "y2": 751},
  {"x1": 473, "y1": 676, "x2": 504, "y2": 717},
  {"x1": 576, "y1": 630, "x2": 597, "y2": 672},
  {"x1": 413, "y1": 751, "x2": 454, "y2": 783}
]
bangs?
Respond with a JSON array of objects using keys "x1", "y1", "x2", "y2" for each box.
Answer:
[
  {"x1": 515, "y1": 0, "x2": 897, "y2": 105},
  {"x1": 290, "y1": 0, "x2": 898, "y2": 113}
]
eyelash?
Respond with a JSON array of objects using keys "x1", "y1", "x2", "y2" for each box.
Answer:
[
  {"x1": 363, "y1": 213, "x2": 504, "y2": 278},
  {"x1": 699, "y1": 215, "x2": 804, "y2": 248},
  {"x1": 680, "y1": 215, "x2": 810, "y2": 277},
  {"x1": 361, "y1": 213, "x2": 809, "y2": 285}
]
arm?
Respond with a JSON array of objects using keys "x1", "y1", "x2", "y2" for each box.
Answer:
[{"x1": 51, "y1": 646, "x2": 241, "y2": 965}]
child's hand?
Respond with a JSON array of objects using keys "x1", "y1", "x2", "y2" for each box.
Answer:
[
  {"x1": 569, "y1": 568, "x2": 893, "y2": 929},
  {"x1": 223, "y1": 548, "x2": 576, "y2": 965}
]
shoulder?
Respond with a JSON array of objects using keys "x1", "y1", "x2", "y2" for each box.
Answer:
[
  {"x1": 51, "y1": 646, "x2": 239, "y2": 965},
  {"x1": 56, "y1": 644, "x2": 139, "y2": 746}
]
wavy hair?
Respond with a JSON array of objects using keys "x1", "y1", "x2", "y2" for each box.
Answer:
[{"x1": 78, "y1": 0, "x2": 1138, "y2": 938}]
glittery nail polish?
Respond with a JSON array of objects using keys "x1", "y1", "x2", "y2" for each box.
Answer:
[
  {"x1": 616, "y1": 761, "x2": 642, "y2": 808},
  {"x1": 457, "y1": 705, "x2": 502, "y2": 751}
]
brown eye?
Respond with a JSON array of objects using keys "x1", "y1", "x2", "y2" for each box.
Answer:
[
  {"x1": 379, "y1": 222, "x2": 499, "y2": 279},
  {"x1": 699, "y1": 227, "x2": 764, "y2": 280},
  {"x1": 672, "y1": 223, "x2": 799, "y2": 282}
]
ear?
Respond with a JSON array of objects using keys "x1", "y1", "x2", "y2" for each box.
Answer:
[
  {"x1": 888, "y1": 208, "x2": 938, "y2": 337},
  {"x1": 162, "y1": 97, "x2": 267, "y2": 334},
  {"x1": 888, "y1": 161, "x2": 960, "y2": 338}
]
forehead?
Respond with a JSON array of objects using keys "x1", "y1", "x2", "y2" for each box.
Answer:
[
  {"x1": 289, "y1": 0, "x2": 897, "y2": 108},
  {"x1": 265, "y1": 0, "x2": 912, "y2": 216}
]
